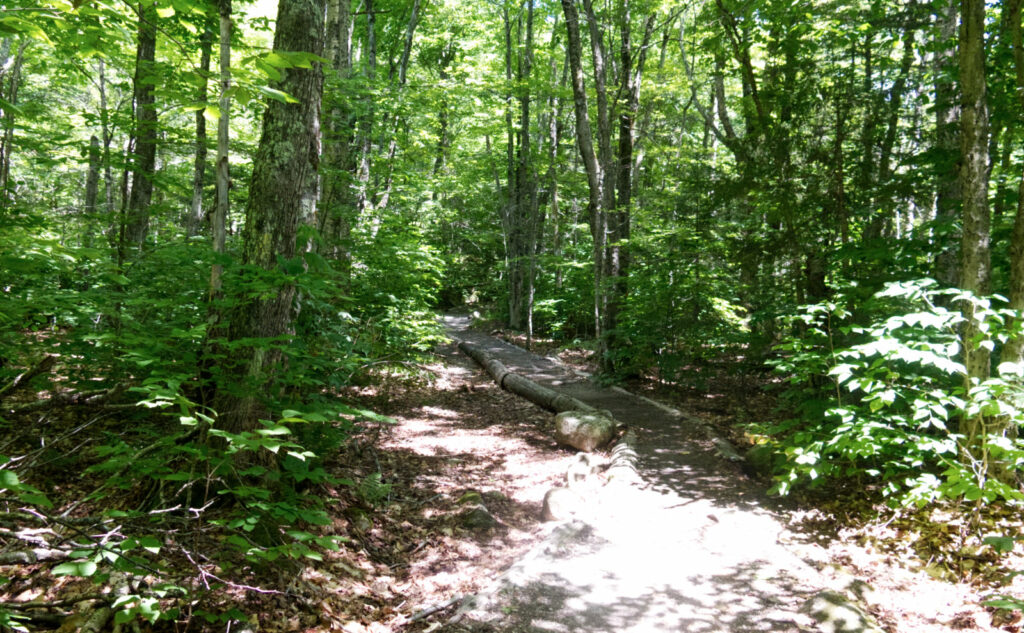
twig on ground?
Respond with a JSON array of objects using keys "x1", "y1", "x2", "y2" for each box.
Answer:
[
  {"x1": 0, "y1": 594, "x2": 109, "y2": 610},
  {"x1": 408, "y1": 596, "x2": 461, "y2": 623},
  {"x1": 11, "y1": 382, "x2": 127, "y2": 413}
]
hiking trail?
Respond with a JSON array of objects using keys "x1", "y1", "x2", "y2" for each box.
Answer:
[{"x1": 443, "y1": 314, "x2": 863, "y2": 633}]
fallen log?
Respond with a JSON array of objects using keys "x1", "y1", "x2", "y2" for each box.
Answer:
[
  {"x1": 10, "y1": 382, "x2": 127, "y2": 413},
  {"x1": 457, "y1": 341, "x2": 595, "y2": 414},
  {"x1": 0, "y1": 354, "x2": 57, "y2": 404}
]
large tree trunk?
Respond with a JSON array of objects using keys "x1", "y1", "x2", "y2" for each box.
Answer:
[
  {"x1": 124, "y1": 2, "x2": 158, "y2": 246},
  {"x1": 214, "y1": 0, "x2": 325, "y2": 436},
  {"x1": 507, "y1": 1, "x2": 537, "y2": 336},
  {"x1": 957, "y1": 0, "x2": 992, "y2": 461}
]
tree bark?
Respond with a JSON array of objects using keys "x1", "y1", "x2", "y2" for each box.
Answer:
[
  {"x1": 561, "y1": 0, "x2": 604, "y2": 341},
  {"x1": 999, "y1": 0, "x2": 1024, "y2": 366},
  {"x1": 187, "y1": 27, "x2": 215, "y2": 237},
  {"x1": 84, "y1": 135, "x2": 101, "y2": 218},
  {"x1": 210, "y1": 0, "x2": 231, "y2": 297},
  {"x1": 97, "y1": 59, "x2": 115, "y2": 221},
  {"x1": 353, "y1": 0, "x2": 376, "y2": 217},
  {"x1": 0, "y1": 39, "x2": 27, "y2": 212},
  {"x1": 124, "y1": 2, "x2": 158, "y2": 246},
  {"x1": 957, "y1": 0, "x2": 992, "y2": 457},
  {"x1": 320, "y1": 0, "x2": 357, "y2": 267},
  {"x1": 458, "y1": 341, "x2": 597, "y2": 414},
  {"x1": 214, "y1": 0, "x2": 326, "y2": 435}
]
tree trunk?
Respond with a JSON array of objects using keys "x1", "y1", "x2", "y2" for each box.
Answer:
[
  {"x1": 503, "y1": 7, "x2": 521, "y2": 329},
  {"x1": 124, "y1": 2, "x2": 158, "y2": 246},
  {"x1": 214, "y1": 0, "x2": 326, "y2": 436},
  {"x1": 0, "y1": 39, "x2": 27, "y2": 212},
  {"x1": 320, "y1": 0, "x2": 357, "y2": 268},
  {"x1": 580, "y1": 0, "x2": 617, "y2": 356},
  {"x1": 98, "y1": 59, "x2": 115, "y2": 221},
  {"x1": 353, "y1": 0, "x2": 376, "y2": 218},
  {"x1": 210, "y1": 0, "x2": 231, "y2": 297},
  {"x1": 999, "y1": 0, "x2": 1024, "y2": 366},
  {"x1": 84, "y1": 135, "x2": 101, "y2": 217},
  {"x1": 187, "y1": 27, "x2": 215, "y2": 237},
  {"x1": 561, "y1": 0, "x2": 605, "y2": 342},
  {"x1": 505, "y1": 1, "x2": 538, "y2": 337},
  {"x1": 957, "y1": 0, "x2": 993, "y2": 459}
]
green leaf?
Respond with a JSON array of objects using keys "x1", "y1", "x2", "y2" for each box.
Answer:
[
  {"x1": 256, "y1": 85, "x2": 299, "y2": 104},
  {"x1": 263, "y1": 52, "x2": 292, "y2": 68},
  {"x1": 254, "y1": 59, "x2": 282, "y2": 81},
  {"x1": 18, "y1": 492, "x2": 52, "y2": 508},
  {"x1": 983, "y1": 536, "x2": 1016, "y2": 554},
  {"x1": 0, "y1": 17, "x2": 53, "y2": 44},
  {"x1": 0, "y1": 470, "x2": 20, "y2": 490},
  {"x1": 156, "y1": 5, "x2": 175, "y2": 17},
  {"x1": 985, "y1": 597, "x2": 1024, "y2": 610},
  {"x1": 256, "y1": 425, "x2": 290, "y2": 436},
  {"x1": 52, "y1": 561, "x2": 98, "y2": 577},
  {"x1": 963, "y1": 486, "x2": 983, "y2": 501}
]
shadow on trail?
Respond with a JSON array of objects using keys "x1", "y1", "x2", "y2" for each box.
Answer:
[{"x1": 474, "y1": 556, "x2": 810, "y2": 633}]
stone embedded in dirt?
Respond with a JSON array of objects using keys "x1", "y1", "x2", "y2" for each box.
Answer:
[
  {"x1": 541, "y1": 486, "x2": 585, "y2": 522},
  {"x1": 459, "y1": 504, "x2": 499, "y2": 530},
  {"x1": 800, "y1": 590, "x2": 884, "y2": 633},
  {"x1": 553, "y1": 412, "x2": 616, "y2": 452}
]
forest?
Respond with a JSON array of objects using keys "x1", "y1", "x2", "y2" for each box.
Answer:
[{"x1": 1, "y1": 0, "x2": 1024, "y2": 629}]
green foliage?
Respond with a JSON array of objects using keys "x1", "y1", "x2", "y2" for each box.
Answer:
[
  {"x1": 766, "y1": 279, "x2": 1024, "y2": 507},
  {"x1": 344, "y1": 224, "x2": 447, "y2": 358},
  {"x1": 982, "y1": 535, "x2": 1024, "y2": 612}
]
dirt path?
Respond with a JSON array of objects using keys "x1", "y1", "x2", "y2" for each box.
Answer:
[
  {"x1": 326, "y1": 317, "x2": 1001, "y2": 633},
  {"x1": 444, "y1": 315, "x2": 837, "y2": 632}
]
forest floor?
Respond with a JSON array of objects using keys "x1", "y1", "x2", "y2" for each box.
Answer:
[{"x1": 2, "y1": 322, "x2": 1023, "y2": 632}]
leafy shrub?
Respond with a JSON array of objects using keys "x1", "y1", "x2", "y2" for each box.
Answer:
[{"x1": 765, "y1": 279, "x2": 1024, "y2": 507}]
